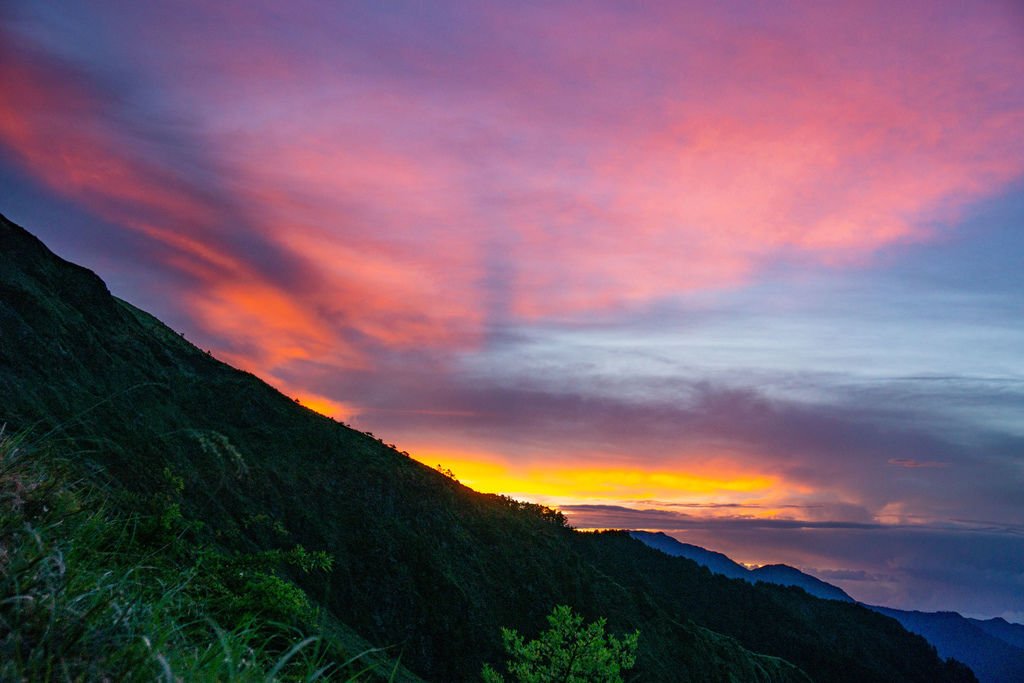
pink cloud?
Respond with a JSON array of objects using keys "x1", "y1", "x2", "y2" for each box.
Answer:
[
  {"x1": 187, "y1": 1, "x2": 1024, "y2": 320},
  {"x1": 1, "y1": 0, "x2": 1022, "y2": 384}
]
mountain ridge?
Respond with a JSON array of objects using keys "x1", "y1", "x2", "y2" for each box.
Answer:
[
  {"x1": 630, "y1": 530, "x2": 1024, "y2": 683},
  {"x1": 628, "y1": 531, "x2": 855, "y2": 603},
  {"x1": 0, "y1": 212, "x2": 976, "y2": 682}
]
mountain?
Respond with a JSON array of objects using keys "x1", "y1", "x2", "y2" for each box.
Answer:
[
  {"x1": 750, "y1": 564, "x2": 854, "y2": 603},
  {"x1": 0, "y1": 212, "x2": 977, "y2": 682},
  {"x1": 872, "y1": 608, "x2": 1024, "y2": 683},
  {"x1": 968, "y1": 617, "x2": 1024, "y2": 650},
  {"x1": 631, "y1": 530, "x2": 1024, "y2": 683},
  {"x1": 628, "y1": 530, "x2": 751, "y2": 579},
  {"x1": 630, "y1": 531, "x2": 854, "y2": 602}
]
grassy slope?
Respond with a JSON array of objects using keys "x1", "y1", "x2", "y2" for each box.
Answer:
[
  {"x1": 0, "y1": 213, "x2": 975, "y2": 682},
  {"x1": 0, "y1": 434, "x2": 381, "y2": 681}
]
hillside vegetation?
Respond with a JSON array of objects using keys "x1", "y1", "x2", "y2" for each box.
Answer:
[
  {"x1": 0, "y1": 213, "x2": 976, "y2": 682},
  {"x1": 0, "y1": 432, "x2": 404, "y2": 681}
]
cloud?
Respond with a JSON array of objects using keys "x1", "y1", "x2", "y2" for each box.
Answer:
[
  {"x1": 5, "y1": 0, "x2": 1023, "y2": 336},
  {"x1": 324, "y1": 362, "x2": 1024, "y2": 552},
  {"x1": 0, "y1": 15, "x2": 486, "y2": 394},
  {"x1": 0, "y1": 23, "x2": 338, "y2": 377},
  {"x1": 3, "y1": 1, "x2": 1022, "y2": 403},
  {"x1": 888, "y1": 458, "x2": 951, "y2": 469},
  {"x1": 561, "y1": 504, "x2": 882, "y2": 530},
  {"x1": 812, "y1": 568, "x2": 898, "y2": 583}
]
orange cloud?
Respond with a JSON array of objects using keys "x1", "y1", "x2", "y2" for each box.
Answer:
[
  {"x1": 292, "y1": 393, "x2": 358, "y2": 422},
  {"x1": 0, "y1": 31, "x2": 480, "y2": 383}
]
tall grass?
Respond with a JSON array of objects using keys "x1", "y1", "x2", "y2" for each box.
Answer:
[{"x1": 0, "y1": 431, "x2": 385, "y2": 681}]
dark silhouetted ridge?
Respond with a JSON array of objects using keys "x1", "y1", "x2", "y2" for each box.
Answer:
[
  {"x1": 0, "y1": 212, "x2": 978, "y2": 682},
  {"x1": 632, "y1": 527, "x2": 1022, "y2": 683}
]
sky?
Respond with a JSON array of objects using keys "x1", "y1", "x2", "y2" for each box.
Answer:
[{"x1": 1, "y1": 1, "x2": 1022, "y2": 620}]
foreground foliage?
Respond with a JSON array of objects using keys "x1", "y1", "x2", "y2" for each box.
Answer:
[
  {"x1": 482, "y1": 605, "x2": 638, "y2": 683},
  {"x1": 0, "y1": 433, "x2": 389, "y2": 681}
]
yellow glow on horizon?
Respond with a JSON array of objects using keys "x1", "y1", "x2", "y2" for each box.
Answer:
[{"x1": 409, "y1": 449, "x2": 784, "y2": 507}]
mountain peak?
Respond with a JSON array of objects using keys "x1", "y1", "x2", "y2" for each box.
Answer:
[{"x1": 629, "y1": 530, "x2": 854, "y2": 601}]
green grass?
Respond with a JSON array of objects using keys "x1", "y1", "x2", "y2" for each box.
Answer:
[{"x1": 0, "y1": 431, "x2": 396, "y2": 681}]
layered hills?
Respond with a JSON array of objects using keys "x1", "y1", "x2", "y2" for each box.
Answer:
[
  {"x1": 0, "y1": 213, "x2": 977, "y2": 681},
  {"x1": 631, "y1": 531, "x2": 1024, "y2": 683},
  {"x1": 629, "y1": 531, "x2": 853, "y2": 602}
]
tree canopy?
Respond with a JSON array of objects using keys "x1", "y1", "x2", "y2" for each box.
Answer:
[{"x1": 482, "y1": 605, "x2": 639, "y2": 683}]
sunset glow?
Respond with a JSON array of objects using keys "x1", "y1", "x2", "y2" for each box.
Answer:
[
  {"x1": 2, "y1": 0, "x2": 1022, "y2": 621},
  {"x1": 413, "y1": 450, "x2": 789, "y2": 506}
]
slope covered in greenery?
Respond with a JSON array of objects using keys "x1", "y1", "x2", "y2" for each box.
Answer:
[
  {"x1": 0, "y1": 213, "x2": 976, "y2": 682},
  {"x1": 0, "y1": 432, "x2": 406, "y2": 681}
]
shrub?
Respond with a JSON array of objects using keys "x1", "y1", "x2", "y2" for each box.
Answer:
[{"x1": 482, "y1": 605, "x2": 639, "y2": 683}]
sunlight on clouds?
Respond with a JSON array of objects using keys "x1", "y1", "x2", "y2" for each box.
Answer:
[
  {"x1": 269, "y1": 224, "x2": 483, "y2": 349},
  {"x1": 293, "y1": 393, "x2": 358, "y2": 422},
  {"x1": 188, "y1": 281, "x2": 343, "y2": 369},
  {"x1": 2, "y1": 3, "x2": 1023, "y2": 370}
]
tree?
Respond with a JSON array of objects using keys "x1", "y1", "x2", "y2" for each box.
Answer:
[{"x1": 482, "y1": 605, "x2": 639, "y2": 683}]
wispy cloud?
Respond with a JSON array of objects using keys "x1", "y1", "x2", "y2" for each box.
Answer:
[
  {"x1": 4, "y1": 1, "x2": 1023, "y2": 339},
  {"x1": 888, "y1": 459, "x2": 951, "y2": 469}
]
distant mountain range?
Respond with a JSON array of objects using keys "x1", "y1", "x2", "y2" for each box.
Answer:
[
  {"x1": 629, "y1": 531, "x2": 854, "y2": 602},
  {"x1": 631, "y1": 531, "x2": 1024, "y2": 683},
  {"x1": 871, "y1": 607, "x2": 1024, "y2": 683}
]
